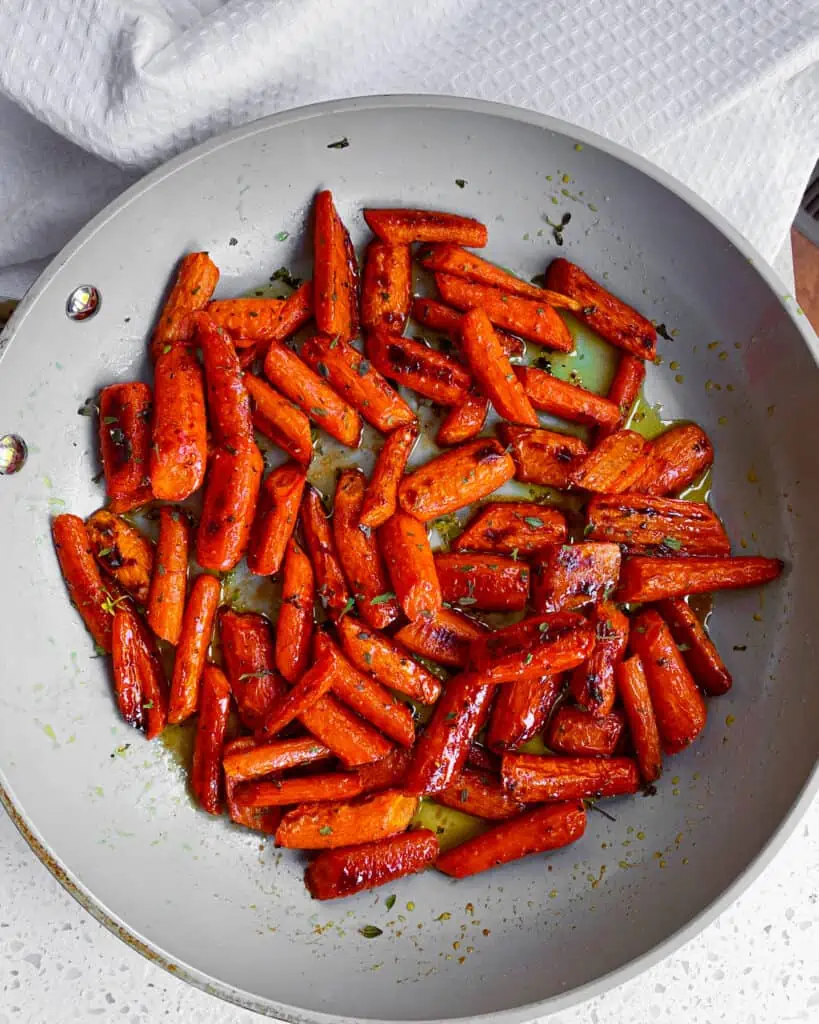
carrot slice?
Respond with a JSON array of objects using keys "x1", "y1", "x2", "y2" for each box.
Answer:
[
  {"x1": 546, "y1": 706, "x2": 626, "y2": 756},
  {"x1": 435, "y1": 552, "x2": 530, "y2": 612},
  {"x1": 460, "y1": 308, "x2": 539, "y2": 425},
  {"x1": 191, "y1": 664, "x2": 232, "y2": 814},
  {"x1": 305, "y1": 829, "x2": 439, "y2": 900},
  {"x1": 394, "y1": 607, "x2": 488, "y2": 668},
  {"x1": 514, "y1": 366, "x2": 620, "y2": 430},
  {"x1": 276, "y1": 789, "x2": 418, "y2": 849},
  {"x1": 356, "y1": 747, "x2": 413, "y2": 793},
  {"x1": 360, "y1": 423, "x2": 419, "y2": 529},
  {"x1": 366, "y1": 328, "x2": 473, "y2": 406},
  {"x1": 410, "y1": 297, "x2": 524, "y2": 357},
  {"x1": 299, "y1": 693, "x2": 394, "y2": 767},
  {"x1": 361, "y1": 242, "x2": 412, "y2": 331},
  {"x1": 219, "y1": 608, "x2": 286, "y2": 730},
  {"x1": 168, "y1": 574, "x2": 221, "y2": 724},
  {"x1": 314, "y1": 190, "x2": 359, "y2": 340},
  {"x1": 150, "y1": 252, "x2": 219, "y2": 360},
  {"x1": 567, "y1": 601, "x2": 629, "y2": 716},
  {"x1": 398, "y1": 439, "x2": 515, "y2": 520},
  {"x1": 260, "y1": 654, "x2": 335, "y2": 737},
  {"x1": 452, "y1": 501, "x2": 567, "y2": 555},
  {"x1": 498, "y1": 424, "x2": 589, "y2": 488},
  {"x1": 617, "y1": 555, "x2": 784, "y2": 603},
  {"x1": 195, "y1": 312, "x2": 255, "y2": 451},
  {"x1": 52, "y1": 514, "x2": 116, "y2": 652},
  {"x1": 435, "y1": 769, "x2": 527, "y2": 821},
  {"x1": 301, "y1": 484, "x2": 353, "y2": 620},
  {"x1": 207, "y1": 282, "x2": 312, "y2": 343},
  {"x1": 616, "y1": 655, "x2": 662, "y2": 783},
  {"x1": 436, "y1": 389, "x2": 490, "y2": 446},
  {"x1": 222, "y1": 736, "x2": 284, "y2": 834},
  {"x1": 599, "y1": 353, "x2": 645, "y2": 438},
  {"x1": 146, "y1": 507, "x2": 189, "y2": 646},
  {"x1": 222, "y1": 736, "x2": 333, "y2": 784},
  {"x1": 657, "y1": 597, "x2": 732, "y2": 695},
  {"x1": 149, "y1": 343, "x2": 208, "y2": 501},
  {"x1": 364, "y1": 208, "x2": 488, "y2": 247},
  {"x1": 502, "y1": 754, "x2": 641, "y2": 802},
  {"x1": 111, "y1": 606, "x2": 146, "y2": 730},
  {"x1": 243, "y1": 373, "x2": 313, "y2": 465},
  {"x1": 531, "y1": 542, "x2": 622, "y2": 612},
  {"x1": 246, "y1": 461, "x2": 306, "y2": 576},
  {"x1": 569, "y1": 430, "x2": 647, "y2": 492},
  {"x1": 469, "y1": 612, "x2": 595, "y2": 684},
  {"x1": 275, "y1": 537, "x2": 315, "y2": 684},
  {"x1": 86, "y1": 509, "x2": 154, "y2": 605},
  {"x1": 336, "y1": 615, "x2": 442, "y2": 704},
  {"x1": 98, "y1": 383, "x2": 153, "y2": 512},
  {"x1": 586, "y1": 493, "x2": 731, "y2": 555},
  {"x1": 487, "y1": 675, "x2": 562, "y2": 752},
  {"x1": 623, "y1": 423, "x2": 714, "y2": 497},
  {"x1": 379, "y1": 512, "x2": 442, "y2": 621},
  {"x1": 235, "y1": 773, "x2": 364, "y2": 809},
  {"x1": 196, "y1": 446, "x2": 264, "y2": 572}
]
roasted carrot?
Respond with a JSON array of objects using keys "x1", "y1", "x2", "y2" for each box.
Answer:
[
  {"x1": 617, "y1": 555, "x2": 784, "y2": 603},
  {"x1": 219, "y1": 608, "x2": 287, "y2": 730},
  {"x1": 150, "y1": 252, "x2": 219, "y2": 360},
  {"x1": 207, "y1": 282, "x2": 312, "y2": 342},
  {"x1": 168, "y1": 573, "x2": 221, "y2": 724},
  {"x1": 436, "y1": 801, "x2": 586, "y2": 878},
  {"x1": 487, "y1": 675, "x2": 562, "y2": 752},
  {"x1": 314, "y1": 190, "x2": 359, "y2": 340},
  {"x1": 624, "y1": 423, "x2": 714, "y2": 497},
  {"x1": 545, "y1": 259, "x2": 657, "y2": 360},
  {"x1": 616, "y1": 655, "x2": 662, "y2": 783},
  {"x1": 435, "y1": 769, "x2": 527, "y2": 821},
  {"x1": 235, "y1": 773, "x2": 364, "y2": 809},
  {"x1": 223, "y1": 736, "x2": 333, "y2": 784},
  {"x1": 404, "y1": 673, "x2": 496, "y2": 794},
  {"x1": 398, "y1": 439, "x2": 515, "y2": 520},
  {"x1": 111, "y1": 606, "x2": 146, "y2": 730},
  {"x1": 196, "y1": 446, "x2": 263, "y2": 572},
  {"x1": 276, "y1": 537, "x2": 315, "y2": 684},
  {"x1": 264, "y1": 338, "x2": 362, "y2": 447},
  {"x1": 356, "y1": 746, "x2": 413, "y2": 793},
  {"x1": 514, "y1": 366, "x2": 620, "y2": 431},
  {"x1": 436, "y1": 389, "x2": 490, "y2": 447},
  {"x1": 301, "y1": 485, "x2": 353, "y2": 620},
  {"x1": 600, "y1": 353, "x2": 645, "y2": 437},
  {"x1": 364, "y1": 208, "x2": 488, "y2": 247},
  {"x1": 361, "y1": 242, "x2": 412, "y2": 331},
  {"x1": 531, "y1": 542, "x2": 622, "y2": 613},
  {"x1": 629, "y1": 609, "x2": 707, "y2": 754},
  {"x1": 337, "y1": 615, "x2": 442, "y2": 704},
  {"x1": 359, "y1": 423, "x2": 419, "y2": 529},
  {"x1": 222, "y1": 737, "x2": 283, "y2": 834},
  {"x1": 366, "y1": 328, "x2": 472, "y2": 406},
  {"x1": 333, "y1": 469, "x2": 401, "y2": 629},
  {"x1": 243, "y1": 373, "x2": 313, "y2": 465},
  {"x1": 299, "y1": 693, "x2": 394, "y2": 767},
  {"x1": 191, "y1": 664, "x2": 232, "y2": 815},
  {"x1": 568, "y1": 601, "x2": 629, "y2": 716},
  {"x1": 261, "y1": 654, "x2": 335, "y2": 737},
  {"x1": 98, "y1": 383, "x2": 153, "y2": 512},
  {"x1": 586, "y1": 493, "x2": 730, "y2": 555},
  {"x1": 502, "y1": 754, "x2": 641, "y2": 802},
  {"x1": 194, "y1": 312, "x2": 255, "y2": 451},
  {"x1": 146, "y1": 507, "x2": 189, "y2": 646},
  {"x1": 657, "y1": 597, "x2": 732, "y2": 695},
  {"x1": 301, "y1": 334, "x2": 415, "y2": 432},
  {"x1": 468, "y1": 612, "x2": 595, "y2": 684},
  {"x1": 246, "y1": 461, "x2": 306, "y2": 576},
  {"x1": 569, "y1": 429, "x2": 647, "y2": 492},
  {"x1": 394, "y1": 607, "x2": 488, "y2": 668},
  {"x1": 459, "y1": 308, "x2": 539, "y2": 425},
  {"x1": 410, "y1": 297, "x2": 525, "y2": 357},
  {"x1": 379, "y1": 512, "x2": 442, "y2": 621},
  {"x1": 546, "y1": 706, "x2": 626, "y2": 757},
  {"x1": 86, "y1": 509, "x2": 154, "y2": 605},
  {"x1": 305, "y1": 829, "x2": 439, "y2": 900},
  {"x1": 436, "y1": 273, "x2": 574, "y2": 351},
  {"x1": 452, "y1": 501, "x2": 567, "y2": 555},
  {"x1": 464, "y1": 741, "x2": 498, "y2": 773},
  {"x1": 52, "y1": 514, "x2": 116, "y2": 651},
  {"x1": 276, "y1": 789, "x2": 418, "y2": 849},
  {"x1": 498, "y1": 424, "x2": 589, "y2": 488},
  {"x1": 149, "y1": 343, "x2": 208, "y2": 501},
  {"x1": 435, "y1": 552, "x2": 530, "y2": 612}
]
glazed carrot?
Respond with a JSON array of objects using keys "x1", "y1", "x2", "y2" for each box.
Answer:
[
  {"x1": 436, "y1": 389, "x2": 490, "y2": 446},
  {"x1": 394, "y1": 607, "x2": 488, "y2": 668},
  {"x1": 616, "y1": 655, "x2": 662, "y2": 783},
  {"x1": 404, "y1": 673, "x2": 496, "y2": 794},
  {"x1": 498, "y1": 424, "x2": 589, "y2": 488},
  {"x1": 150, "y1": 252, "x2": 219, "y2": 360},
  {"x1": 435, "y1": 769, "x2": 527, "y2": 821},
  {"x1": 301, "y1": 334, "x2": 415, "y2": 432},
  {"x1": 624, "y1": 423, "x2": 713, "y2": 497},
  {"x1": 314, "y1": 190, "x2": 359, "y2": 340},
  {"x1": 360, "y1": 423, "x2": 419, "y2": 529},
  {"x1": 86, "y1": 509, "x2": 154, "y2": 605},
  {"x1": 514, "y1": 366, "x2": 621, "y2": 430},
  {"x1": 52, "y1": 515, "x2": 115, "y2": 651},
  {"x1": 243, "y1": 373, "x2": 313, "y2": 465},
  {"x1": 356, "y1": 747, "x2": 413, "y2": 793},
  {"x1": 191, "y1": 665, "x2": 232, "y2": 815},
  {"x1": 337, "y1": 615, "x2": 442, "y2": 704},
  {"x1": 219, "y1": 608, "x2": 286, "y2": 730},
  {"x1": 333, "y1": 469, "x2": 401, "y2": 629},
  {"x1": 301, "y1": 484, "x2": 353, "y2": 620},
  {"x1": 459, "y1": 308, "x2": 539, "y2": 425},
  {"x1": 361, "y1": 242, "x2": 412, "y2": 331},
  {"x1": 502, "y1": 754, "x2": 641, "y2": 802},
  {"x1": 657, "y1": 597, "x2": 732, "y2": 695},
  {"x1": 246, "y1": 461, "x2": 306, "y2": 576},
  {"x1": 569, "y1": 430, "x2": 647, "y2": 492},
  {"x1": 111, "y1": 606, "x2": 146, "y2": 730},
  {"x1": 222, "y1": 737, "x2": 283, "y2": 834},
  {"x1": 194, "y1": 312, "x2": 254, "y2": 451},
  {"x1": 410, "y1": 297, "x2": 525, "y2": 357},
  {"x1": 436, "y1": 273, "x2": 574, "y2": 351},
  {"x1": 196, "y1": 445, "x2": 264, "y2": 572},
  {"x1": 146, "y1": 508, "x2": 189, "y2": 645},
  {"x1": 299, "y1": 693, "x2": 394, "y2": 767},
  {"x1": 452, "y1": 501, "x2": 567, "y2": 555},
  {"x1": 546, "y1": 706, "x2": 626, "y2": 756},
  {"x1": 234, "y1": 773, "x2": 364, "y2": 809},
  {"x1": 568, "y1": 602, "x2": 629, "y2": 716},
  {"x1": 435, "y1": 552, "x2": 530, "y2": 612},
  {"x1": 469, "y1": 612, "x2": 595, "y2": 684},
  {"x1": 261, "y1": 654, "x2": 335, "y2": 737},
  {"x1": 98, "y1": 383, "x2": 153, "y2": 512},
  {"x1": 206, "y1": 282, "x2": 312, "y2": 342},
  {"x1": 305, "y1": 829, "x2": 439, "y2": 900},
  {"x1": 149, "y1": 343, "x2": 207, "y2": 501},
  {"x1": 600, "y1": 353, "x2": 646, "y2": 437},
  {"x1": 617, "y1": 556, "x2": 784, "y2": 603},
  {"x1": 364, "y1": 208, "x2": 488, "y2": 247},
  {"x1": 398, "y1": 439, "x2": 515, "y2": 520},
  {"x1": 545, "y1": 259, "x2": 657, "y2": 360},
  {"x1": 168, "y1": 573, "x2": 221, "y2": 724},
  {"x1": 379, "y1": 512, "x2": 442, "y2": 621},
  {"x1": 366, "y1": 328, "x2": 472, "y2": 406},
  {"x1": 436, "y1": 801, "x2": 586, "y2": 878},
  {"x1": 585, "y1": 493, "x2": 730, "y2": 555},
  {"x1": 276, "y1": 537, "x2": 315, "y2": 684},
  {"x1": 531, "y1": 541, "x2": 622, "y2": 612},
  {"x1": 223, "y1": 735, "x2": 333, "y2": 783},
  {"x1": 276, "y1": 790, "x2": 418, "y2": 849},
  {"x1": 487, "y1": 675, "x2": 562, "y2": 752},
  {"x1": 468, "y1": 743, "x2": 499, "y2": 773},
  {"x1": 264, "y1": 338, "x2": 362, "y2": 447}
]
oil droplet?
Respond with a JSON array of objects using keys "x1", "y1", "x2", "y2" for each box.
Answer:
[
  {"x1": 669, "y1": 361, "x2": 680, "y2": 370},
  {"x1": 675, "y1": 374, "x2": 685, "y2": 384},
  {"x1": 574, "y1": 143, "x2": 583, "y2": 151},
  {"x1": 708, "y1": 341, "x2": 720, "y2": 350},
  {"x1": 725, "y1": 714, "x2": 735, "y2": 726}
]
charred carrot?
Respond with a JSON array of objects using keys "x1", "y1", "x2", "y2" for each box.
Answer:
[
  {"x1": 52, "y1": 514, "x2": 116, "y2": 651},
  {"x1": 600, "y1": 353, "x2": 646, "y2": 437},
  {"x1": 356, "y1": 747, "x2": 413, "y2": 793},
  {"x1": 168, "y1": 573, "x2": 221, "y2": 724},
  {"x1": 219, "y1": 608, "x2": 286, "y2": 730},
  {"x1": 98, "y1": 383, "x2": 153, "y2": 512},
  {"x1": 337, "y1": 615, "x2": 442, "y2": 704},
  {"x1": 469, "y1": 612, "x2": 595, "y2": 684},
  {"x1": 194, "y1": 312, "x2": 255, "y2": 451},
  {"x1": 196, "y1": 446, "x2": 263, "y2": 572},
  {"x1": 379, "y1": 512, "x2": 442, "y2": 621},
  {"x1": 207, "y1": 282, "x2": 312, "y2": 342},
  {"x1": 487, "y1": 675, "x2": 562, "y2": 752},
  {"x1": 616, "y1": 655, "x2": 662, "y2": 783},
  {"x1": 460, "y1": 308, "x2": 539, "y2": 425},
  {"x1": 618, "y1": 555, "x2": 784, "y2": 603},
  {"x1": 436, "y1": 801, "x2": 586, "y2": 878},
  {"x1": 111, "y1": 607, "x2": 168, "y2": 738},
  {"x1": 568, "y1": 602, "x2": 629, "y2": 716},
  {"x1": 394, "y1": 607, "x2": 488, "y2": 668},
  {"x1": 86, "y1": 509, "x2": 154, "y2": 605},
  {"x1": 398, "y1": 439, "x2": 515, "y2": 520},
  {"x1": 498, "y1": 424, "x2": 589, "y2": 488},
  {"x1": 514, "y1": 366, "x2": 620, "y2": 430},
  {"x1": 243, "y1": 373, "x2": 313, "y2": 465},
  {"x1": 361, "y1": 242, "x2": 412, "y2": 331},
  {"x1": 586, "y1": 493, "x2": 731, "y2": 555},
  {"x1": 299, "y1": 693, "x2": 394, "y2": 767},
  {"x1": 359, "y1": 423, "x2": 419, "y2": 529},
  {"x1": 146, "y1": 507, "x2": 189, "y2": 646},
  {"x1": 452, "y1": 501, "x2": 567, "y2": 555},
  {"x1": 410, "y1": 297, "x2": 524, "y2": 357},
  {"x1": 223, "y1": 737, "x2": 284, "y2": 834},
  {"x1": 149, "y1": 343, "x2": 207, "y2": 501},
  {"x1": 301, "y1": 485, "x2": 353, "y2": 620},
  {"x1": 502, "y1": 754, "x2": 641, "y2": 802},
  {"x1": 305, "y1": 829, "x2": 439, "y2": 900},
  {"x1": 261, "y1": 654, "x2": 335, "y2": 737},
  {"x1": 436, "y1": 389, "x2": 490, "y2": 446},
  {"x1": 246, "y1": 461, "x2": 306, "y2": 576},
  {"x1": 150, "y1": 252, "x2": 219, "y2": 360},
  {"x1": 624, "y1": 423, "x2": 714, "y2": 497},
  {"x1": 569, "y1": 429, "x2": 647, "y2": 492},
  {"x1": 435, "y1": 769, "x2": 527, "y2": 821},
  {"x1": 276, "y1": 789, "x2": 418, "y2": 849},
  {"x1": 314, "y1": 190, "x2": 358, "y2": 340},
  {"x1": 364, "y1": 208, "x2": 488, "y2": 247},
  {"x1": 235, "y1": 773, "x2": 364, "y2": 809},
  {"x1": 657, "y1": 597, "x2": 732, "y2": 695},
  {"x1": 545, "y1": 258, "x2": 657, "y2": 360},
  {"x1": 276, "y1": 537, "x2": 315, "y2": 684},
  {"x1": 223, "y1": 736, "x2": 332, "y2": 784},
  {"x1": 531, "y1": 542, "x2": 622, "y2": 612},
  {"x1": 191, "y1": 664, "x2": 232, "y2": 815},
  {"x1": 366, "y1": 328, "x2": 472, "y2": 406},
  {"x1": 546, "y1": 706, "x2": 626, "y2": 756},
  {"x1": 435, "y1": 552, "x2": 530, "y2": 612}
]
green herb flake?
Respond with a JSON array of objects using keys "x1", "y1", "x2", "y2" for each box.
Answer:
[
  {"x1": 523, "y1": 653, "x2": 534, "y2": 665},
  {"x1": 97, "y1": 547, "x2": 113, "y2": 558},
  {"x1": 77, "y1": 398, "x2": 98, "y2": 417},
  {"x1": 661, "y1": 536, "x2": 683, "y2": 551},
  {"x1": 316, "y1": 362, "x2": 330, "y2": 378},
  {"x1": 319, "y1": 825, "x2": 334, "y2": 836},
  {"x1": 385, "y1": 894, "x2": 396, "y2": 911},
  {"x1": 339, "y1": 596, "x2": 356, "y2": 620},
  {"x1": 524, "y1": 516, "x2": 544, "y2": 528},
  {"x1": 370, "y1": 592, "x2": 396, "y2": 605},
  {"x1": 142, "y1": 700, "x2": 154, "y2": 709},
  {"x1": 455, "y1": 179, "x2": 467, "y2": 189},
  {"x1": 311, "y1": 406, "x2": 329, "y2": 417},
  {"x1": 270, "y1": 266, "x2": 302, "y2": 289},
  {"x1": 238, "y1": 669, "x2": 278, "y2": 681},
  {"x1": 359, "y1": 924, "x2": 382, "y2": 938},
  {"x1": 275, "y1": 231, "x2": 290, "y2": 242},
  {"x1": 357, "y1": 360, "x2": 371, "y2": 377},
  {"x1": 458, "y1": 596, "x2": 478, "y2": 606},
  {"x1": 328, "y1": 137, "x2": 350, "y2": 150}
]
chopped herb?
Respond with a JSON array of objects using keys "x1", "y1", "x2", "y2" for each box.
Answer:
[
  {"x1": 275, "y1": 231, "x2": 290, "y2": 241},
  {"x1": 142, "y1": 700, "x2": 154, "y2": 709},
  {"x1": 329, "y1": 336, "x2": 340, "y2": 349},
  {"x1": 157, "y1": 564, "x2": 166, "y2": 576},
  {"x1": 660, "y1": 536, "x2": 682, "y2": 551},
  {"x1": 77, "y1": 398, "x2": 98, "y2": 417},
  {"x1": 370, "y1": 592, "x2": 396, "y2": 605},
  {"x1": 163, "y1": 344, "x2": 172, "y2": 354},
  {"x1": 311, "y1": 407, "x2": 329, "y2": 417},
  {"x1": 316, "y1": 362, "x2": 330, "y2": 378},
  {"x1": 445, "y1": 711, "x2": 457, "y2": 721},
  {"x1": 339, "y1": 596, "x2": 356, "y2": 620},
  {"x1": 583, "y1": 522, "x2": 594, "y2": 537},
  {"x1": 229, "y1": 237, "x2": 238, "y2": 246},
  {"x1": 93, "y1": 644, "x2": 107, "y2": 657},
  {"x1": 510, "y1": 547, "x2": 519, "y2": 561},
  {"x1": 270, "y1": 266, "x2": 302, "y2": 289},
  {"x1": 384, "y1": 894, "x2": 396, "y2": 911},
  {"x1": 459, "y1": 788, "x2": 469, "y2": 803},
  {"x1": 363, "y1": 652, "x2": 373, "y2": 666},
  {"x1": 538, "y1": 622, "x2": 550, "y2": 634},
  {"x1": 657, "y1": 323, "x2": 673, "y2": 341},
  {"x1": 455, "y1": 179, "x2": 467, "y2": 189},
  {"x1": 458, "y1": 596, "x2": 478, "y2": 606},
  {"x1": 523, "y1": 653, "x2": 534, "y2": 665},
  {"x1": 238, "y1": 670, "x2": 278, "y2": 681},
  {"x1": 357, "y1": 360, "x2": 371, "y2": 377},
  {"x1": 103, "y1": 416, "x2": 119, "y2": 425},
  {"x1": 319, "y1": 825, "x2": 334, "y2": 836},
  {"x1": 359, "y1": 924, "x2": 382, "y2": 938},
  {"x1": 97, "y1": 547, "x2": 113, "y2": 558},
  {"x1": 435, "y1": 912, "x2": 451, "y2": 921},
  {"x1": 676, "y1": 642, "x2": 691, "y2": 652},
  {"x1": 732, "y1": 644, "x2": 747, "y2": 652},
  {"x1": 327, "y1": 137, "x2": 350, "y2": 150},
  {"x1": 456, "y1": 564, "x2": 475, "y2": 572},
  {"x1": 524, "y1": 516, "x2": 544, "y2": 528}
]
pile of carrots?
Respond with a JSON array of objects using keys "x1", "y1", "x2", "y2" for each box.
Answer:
[{"x1": 52, "y1": 194, "x2": 783, "y2": 900}]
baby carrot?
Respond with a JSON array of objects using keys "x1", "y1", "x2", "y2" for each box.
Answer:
[
  {"x1": 366, "y1": 328, "x2": 472, "y2": 406},
  {"x1": 617, "y1": 555, "x2": 784, "y2": 603},
  {"x1": 435, "y1": 552, "x2": 530, "y2": 612},
  {"x1": 585, "y1": 493, "x2": 731, "y2": 555},
  {"x1": 657, "y1": 597, "x2": 732, "y2": 695},
  {"x1": 275, "y1": 537, "x2": 315, "y2": 684},
  {"x1": 98, "y1": 382, "x2": 153, "y2": 512},
  {"x1": 146, "y1": 507, "x2": 189, "y2": 645},
  {"x1": 568, "y1": 601, "x2": 629, "y2": 716},
  {"x1": 276, "y1": 790, "x2": 418, "y2": 849},
  {"x1": 569, "y1": 429, "x2": 647, "y2": 492},
  {"x1": 191, "y1": 664, "x2": 232, "y2": 814},
  {"x1": 502, "y1": 754, "x2": 641, "y2": 802},
  {"x1": 435, "y1": 769, "x2": 527, "y2": 821},
  {"x1": 616, "y1": 655, "x2": 663, "y2": 783},
  {"x1": 436, "y1": 389, "x2": 490, "y2": 446},
  {"x1": 398, "y1": 439, "x2": 515, "y2": 520},
  {"x1": 599, "y1": 353, "x2": 645, "y2": 438},
  {"x1": 498, "y1": 424, "x2": 589, "y2": 488},
  {"x1": 360, "y1": 241, "x2": 412, "y2": 331},
  {"x1": 206, "y1": 282, "x2": 312, "y2": 342},
  {"x1": 356, "y1": 747, "x2": 413, "y2": 793},
  {"x1": 222, "y1": 736, "x2": 284, "y2": 834},
  {"x1": 410, "y1": 297, "x2": 525, "y2": 357},
  {"x1": 514, "y1": 365, "x2": 621, "y2": 431},
  {"x1": 359, "y1": 423, "x2": 419, "y2": 529},
  {"x1": 487, "y1": 675, "x2": 562, "y2": 752},
  {"x1": 299, "y1": 693, "x2": 394, "y2": 767},
  {"x1": 194, "y1": 312, "x2": 254, "y2": 451},
  {"x1": 336, "y1": 615, "x2": 442, "y2": 704},
  {"x1": 150, "y1": 252, "x2": 219, "y2": 360},
  {"x1": 546, "y1": 706, "x2": 626, "y2": 757},
  {"x1": 260, "y1": 654, "x2": 335, "y2": 738},
  {"x1": 235, "y1": 773, "x2": 364, "y2": 809},
  {"x1": 468, "y1": 612, "x2": 595, "y2": 684},
  {"x1": 624, "y1": 423, "x2": 714, "y2": 497},
  {"x1": 168, "y1": 573, "x2": 221, "y2": 724},
  {"x1": 364, "y1": 208, "x2": 488, "y2": 246},
  {"x1": 243, "y1": 372, "x2": 313, "y2": 465},
  {"x1": 219, "y1": 608, "x2": 286, "y2": 730},
  {"x1": 451, "y1": 502, "x2": 567, "y2": 555},
  {"x1": 86, "y1": 509, "x2": 154, "y2": 605},
  {"x1": 459, "y1": 308, "x2": 539, "y2": 425},
  {"x1": 52, "y1": 514, "x2": 115, "y2": 651},
  {"x1": 530, "y1": 541, "x2": 622, "y2": 612},
  {"x1": 111, "y1": 606, "x2": 147, "y2": 730},
  {"x1": 222, "y1": 736, "x2": 333, "y2": 784},
  {"x1": 149, "y1": 343, "x2": 208, "y2": 501},
  {"x1": 394, "y1": 606, "x2": 488, "y2": 668},
  {"x1": 196, "y1": 445, "x2": 264, "y2": 572},
  {"x1": 246, "y1": 461, "x2": 306, "y2": 576},
  {"x1": 314, "y1": 190, "x2": 359, "y2": 340},
  {"x1": 301, "y1": 484, "x2": 353, "y2": 620},
  {"x1": 379, "y1": 512, "x2": 442, "y2": 621},
  {"x1": 305, "y1": 829, "x2": 439, "y2": 900}
]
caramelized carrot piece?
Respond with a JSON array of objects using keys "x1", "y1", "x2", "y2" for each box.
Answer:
[
  {"x1": 207, "y1": 282, "x2": 312, "y2": 342},
  {"x1": 261, "y1": 654, "x2": 335, "y2": 737},
  {"x1": 305, "y1": 829, "x2": 439, "y2": 900},
  {"x1": 467, "y1": 742, "x2": 498, "y2": 773},
  {"x1": 146, "y1": 507, "x2": 189, "y2": 646},
  {"x1": 98, "y1": 383, "x2": 153, "y2": 512},
  {"x1": 235, "y1": 773, "x2": 364, "y2": 809},
  {"x1": 356, "y1": 747, "x2": 413, "y2": 793},
  {"x1": 617, "y1": 555, "x2": 784, "y2": 603},
  {"x1": 222, "y1": 736, "x2": 283, "y2": 834},
  {"x1": 222, "y1": 736, "x2": 333, "y2": 784},
  {"x1": 196, "y1": 446, "x2": 264, "y2": 571},
  {"x1": 545, "y1": 259, "x2": 657, "y2": 360},
  {"x1": 502, "y1": 754, "x2": 641, "y2": 802},
  {"x1": 514, "y1": 366, "x2": 620, "y2": 430},
  {"x1": 246, "y1": 461, "x2": 306, "y2": 576},
  {"x1": 435, "y1": 552, "x2": 530, "y2": 612},
  {"x1": 487, "y1": 675, "x2": 562, "y2": 752},
  {"x1": 498, "y1": 424, "x2": 589, "y2": 488},
  {"x1": 394, "y1": 607, "x2": 488, "y2": 668},
  {"x1": 616, "y1": 655, "x2": 662, "y2": 783},
  {"x1": 337, "y1": 615, "x2": 442, "y2": 704},
  {"x1": 569, "y1": 429, "x2": 647, "y2": 492},
  {"x1": 436, "y1": 273, "x2": 574, "y2": 351},
  {"x1": 629, "y1": 609, "x2": 707, "y2": 754},
  {"x1": 657, "y1": 597, "x2": 732, "y2": 696},
  {"x1": 410, "y1": 297, "x2": 524, "y2": 357},
  {"x1": 379, "y1": 512, "x2": 442, "y2": 621},
  {"x1": 149, "y1": 343, "x2": 207, "y2": 501},
  {"x1": 600, "y1": 353, "x2": 645, "y2": 438},
  {"x1": 301, "y1": 334, "x2": 415, "y2": 432},
  {"x1": 52, "y1": 514, "x2": 115, "y2": 651},
  {"x1": 194, "y1": 312, "x2": 255, "y2": 450},
  {"x1": 436, "y1": 389, "x2": 490, "y2": 446},
  {"x1": 366, "y1": 328, "x2": 472, "y2": 406},
  {"x1": 150, "y1": 252, "x2": 219, "y2": 360},
  {"x1": 191, "y1": 664, "x2": 232, "y2": 815},
  {"x1": 360, "y1": 423, "x2": 419, "y2": 529},
  {"x1": 398, "y1": 439, "x2": 515, "y2": 520},
  {"x1": 546, "y1": 706, "x2": 626, "y2": 756},
  {"x1": 168, "y1": 574, "x2": 221, "y2": 724},
  {"x1": 469, "y1": 612, "x2": 595, "y2": 684},
  {"x1": 361, "y1": 242, "x2": 412, "y2": 331},
  {"x1": 276, "y1": 790, "x2": 418, "y2": 849},
  {"x1": 531, "y1": 542, "x2": 622, "y2": 612},
  {"x1": 243, "y1": 373, "x2": 313, "y2": 465},
  {"x1": 624, "y1": 423, "x2": 714, "y2": 496},
  {"x1": 404, "y1": 673, "x2": 496, "y2": 794},
  {"x1": 435, "y1": 769, "x2": 527, "y2": 821},
  {"x1": 300, "y1": 694, "x2": 394, "y2": 767},
  {"x1": 436, "y1": 801, "x2": 586, "y2": 878},
  {"x1": 586, "y1": 493, "x2": 731, "y2": 555},
  {"x1": 314, "y1": 190, "x2": 359, "y2": 340},
  {"x1": 364, "y1": 208, "x2": 487, "y2": 247},
  {"x1": 111, "y1": 606, "x2": 146, "y2": 730},
  {"x1": 568, "y1": 602, "x2": 629, "y2": 716},
  {"x1": 460, "y1": 308, "x2": 539, "y2": 425},
  {"x1": 333, "y1": 469, "x2": 401, "y2": 629},
  {"x1": 452, "y1": 501, "x2": 567, "y2": 555},
  {"x1": 301, "y1": 485, "x2": 353, "y2": 620},
  {"x1": 276, "y1": 537, "x2": 315, "y2": 684},
  {"x1": 131, "y1": 608, "x2": 168, "y2": 739},
  {"x1": 86, "y1": 509, "x2": 154, "y2": 605},
  {"x1": 219, "y1": 608, "x2": 286, "y2": 730}
]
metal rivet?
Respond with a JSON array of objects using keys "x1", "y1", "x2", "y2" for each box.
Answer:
[
  {"x1": 0, "y1": 434, "x2": 27, "y2": 474},
  {"x1": 66, "y1": 285, "x2": 100, "y2": 321}
]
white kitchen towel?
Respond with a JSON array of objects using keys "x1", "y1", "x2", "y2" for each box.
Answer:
[{"x1": 0, "y1": 0, "x2": 818, "y2": 297}]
